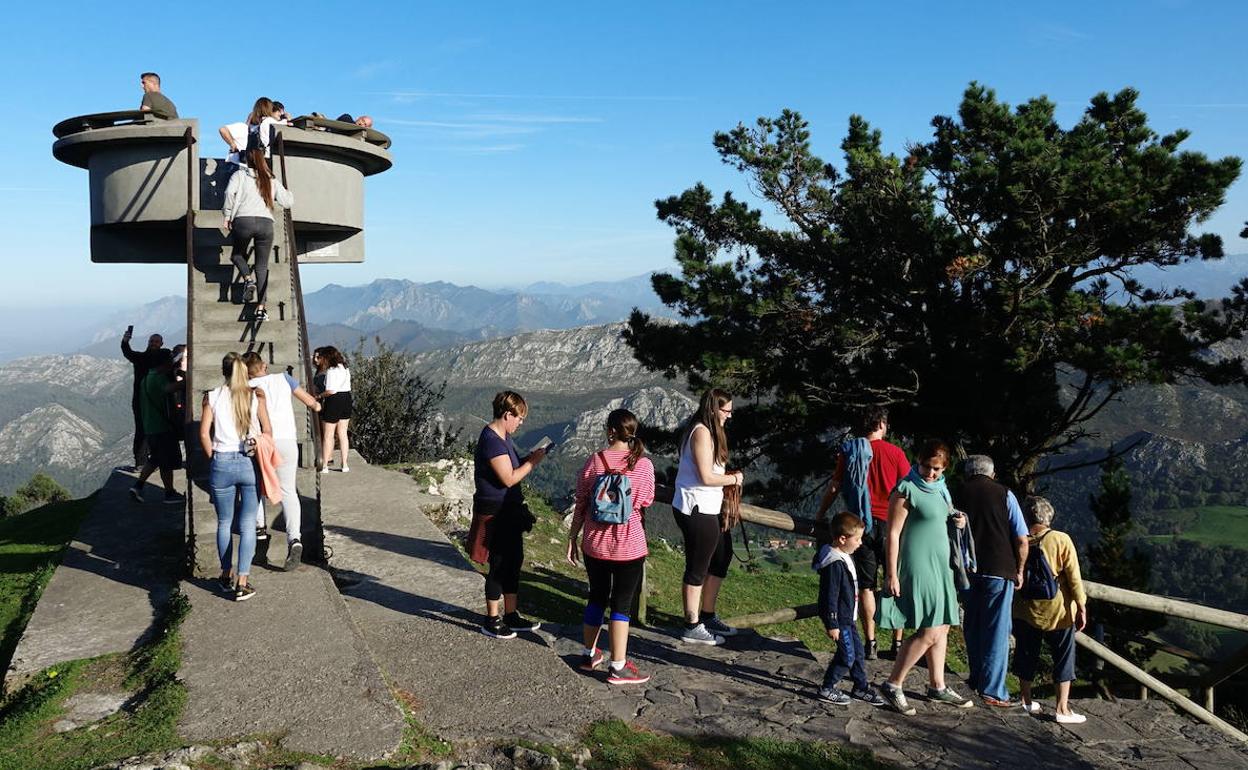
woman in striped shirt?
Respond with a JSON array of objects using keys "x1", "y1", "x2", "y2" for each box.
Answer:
[{"x1": 567, "y1": 408, "x2": 655, "y2": 685}]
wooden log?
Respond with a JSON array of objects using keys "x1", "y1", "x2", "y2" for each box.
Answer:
[
  {"x1": 1205, "y1": 687, "x2": 1215, "y2": 713},
  {"x1": 1084, "y1": 582, "x2": 1248, "y2": 633},
  {"x1": 724, "y1": 603, "x2": 820, "y2": 629},
  {"x1": 1075, "y1": 632, "x2": 1247, "y2": 743}
]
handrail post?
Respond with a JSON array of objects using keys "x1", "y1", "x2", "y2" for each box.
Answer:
[{"x1": 182, "y1": 125, "x2": 196, "y2": 571}]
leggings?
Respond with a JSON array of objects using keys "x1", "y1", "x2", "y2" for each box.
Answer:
[
  {"x1": 484, "y1": 517, "x2": 524, "y2": 601},
  {"x1": 584, "y1": 555, "x2": 646, "y2": 618},
  {"x1": 230, "y1": 216, "x2": 274, "y2": 304},
  {"x1": 674, "y1": 507, "x2": 733, "y2": 586}
]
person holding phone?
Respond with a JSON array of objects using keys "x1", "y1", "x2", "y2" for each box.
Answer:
[{"x1": 120, "y1": 326, "x2": 165, "y2": 471}]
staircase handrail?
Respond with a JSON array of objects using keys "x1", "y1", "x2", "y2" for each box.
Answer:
[{"x1": 181, "y1": 126, "x2": 196, "y2": 561}]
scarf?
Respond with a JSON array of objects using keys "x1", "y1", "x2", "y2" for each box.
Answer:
[
  {"x1": 903, "y1": 464, "x2": 953, "y2": 510},
  {"x1": 841, "y1": 438, "x2": 874, "y2": 533}
]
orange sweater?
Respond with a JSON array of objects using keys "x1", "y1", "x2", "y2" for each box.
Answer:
[{"x1": 253, "y1": 434, "x2": 284, "y2": 505}]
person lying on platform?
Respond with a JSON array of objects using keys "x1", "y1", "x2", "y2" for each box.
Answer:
[{"x1": 335, "y1": 113, "x2": 373, "y2": 129}]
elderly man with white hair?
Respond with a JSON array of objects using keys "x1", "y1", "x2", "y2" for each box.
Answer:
[
  {"x1": 954, "y1": 454, "x2": 1029, "y2": 707},
  {"x1": 1013, "y1": 495, "x2": 1088, "y2": 724}
]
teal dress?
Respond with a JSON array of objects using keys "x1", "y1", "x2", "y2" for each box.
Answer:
[{"x1": 877, "y1": 478, "x2": 960, "y2": 629}]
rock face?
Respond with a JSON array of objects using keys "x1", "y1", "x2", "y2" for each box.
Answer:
[
  {"x1": 559, "y1": 386, "x2": 696, "y2": 452},
  {"x1": 0, "y1": 354, "x2": 131, "y2": 398},
  {"x1": 411, "y1": 323, "x2": 668, "y2": 392},
  {"x1": 0, "y1": 405, "x2": 114, "y2": 467}
]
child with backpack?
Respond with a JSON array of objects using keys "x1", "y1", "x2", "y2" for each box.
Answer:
[
  {"x1": 566, "y1": 409, "x2": 655, "y2": 684},
  {"x1": 813, "y1": 512, "x2": 887, "y2": 706}
]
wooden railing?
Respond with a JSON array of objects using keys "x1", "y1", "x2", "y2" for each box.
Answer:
[{"x1": 650, "y1": 484, "x2": 1248, "y2": 742}]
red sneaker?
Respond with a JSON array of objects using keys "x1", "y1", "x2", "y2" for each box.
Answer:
[
  {"x1": 607, "y1": 660, "x2": 651, "y2": 685},
  {"x1": 579, "y1": 649, "x2": 604, "y2": 671}
]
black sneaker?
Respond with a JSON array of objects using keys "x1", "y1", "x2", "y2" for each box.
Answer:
[
  {"x1": 162, "y1": 491, "x2": 185, "y2": 506},
  {"x1": 129, "y1": 486, "x2": 144, "y2": 503},
  {"x1": 851, "y1": 687, "x2": 888, "y2": 707},
  {"x1": 503, "y1": 612, "x2": 540, "y2": 632},
  {"x1": 242, "y1": 279, "x2": 257, "y2": 303},
  {"x1": 256, "y1": 527, "x2": 270, "y2": 541},
  {"x1": 284, "y1": 539, "x2": 303, "y2": 571},
  {"x1": 817, "y1": 686, "x2": 851, "y2": 705},
  {"x1": 254, "y1": 307, "x2": 268, "y2": 322},
  {"x1": 481, "y1": 616, "x2": 517, "y2": 639},
  {"x1": 234, "y1": 583, "x2": 256, "y2": 602}
]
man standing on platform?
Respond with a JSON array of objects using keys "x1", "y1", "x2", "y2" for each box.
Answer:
[
  {"x1": 138, "y1": 72, "x2": 178, "y2": 119},
  {"x1": 955, "y1": 454, "x2": 1029, "y2": 707},
  {"x1": 121, "y1": 328, "x2": 164, "y2": 471},
  {"x1": 815, "y1": 406, "x2": 909, "y2": 660}
]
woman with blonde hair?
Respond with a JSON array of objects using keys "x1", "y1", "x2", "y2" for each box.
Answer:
[
  {"x1": 199, "y1": 352, "x2": 272, "y2": 601},
  {"x1": 672, "y1": 388, "x2": 744, "y2": 646},
  {"x1": 222, "y1": 145, "x2": 293, "y2": 324}
]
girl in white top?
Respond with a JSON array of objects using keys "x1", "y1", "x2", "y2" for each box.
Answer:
[
  {"x1": 315, "y1": 346, "x2": 353, "y2": 473},
  {"x1": 199, "y1": 352, "x2": 272, "y2": 600},
  {"x1": 672, "y1": 388, "x2": 744, "y2": 646},
  {"x1": 243, "y1": 352, "x2": 322, "y2": 570}
]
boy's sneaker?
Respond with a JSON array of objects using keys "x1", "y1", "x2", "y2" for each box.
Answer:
[
  {"x1": 851, "y1": 687, "x2": 888, "y2": 706},
  {"x1": 817, "y1": 687, "x2": 851, "y2": 705},
  {"x1": 607, "y1": 660, "x2": 651, "y2": 685},
  {"x1": 503, "y1": 612, "x2": 540, "y2": 632},
  {"x1": 162, "y1": 491, "x2": 185, "y2": 506},
  {"x1": 928, "y1": 686, "x2": 974, "y2": 708},
  {"x1": 284, "y1": 539, "x2": 303, "y2": 571},
  {"x1": 878, "y1": 683, "x2": 916, "y2": 715},
  {"x1": 579, "y1": 649, "x2": 604, "y2": 672},
  {"x1": 242, "y1": 280, "x2": 257, "y2": 303},
  {"x1": 865, "y1": 639, "x2": 878, "y2": 660},
  {"x1": 481, "y1": 616, "x2": 517, "y2": 639},
  {"x1": 703, "y1": 615, "x2": 739, "y2": 637},
  {"x1": 680, "y1": 623, "x2": 725, "y2": 646},
  {"x1": 129, "y1": 486, "x2": 144, "y2": 503},
  {"x1": 234, "y1": 583, "x2": 256, "y2": 602}
]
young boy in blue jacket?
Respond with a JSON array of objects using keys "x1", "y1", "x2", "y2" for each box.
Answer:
[{"x1": 814, "y1": 513, "x2": 886, "y2": 706}]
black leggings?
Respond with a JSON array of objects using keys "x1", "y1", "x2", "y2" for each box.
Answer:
[
  {"x1": 230, "y1": 216, "x2": 274, "y2": 304},
  {"x1": 484, "y1": 518, "x2": 524, "y2": 601},
  {"x1": 674, "y1": 507, "x2": 733, "y2": 586},
  {"x1": 584, "y1": 555, "x2": 646, "y2": 617}
]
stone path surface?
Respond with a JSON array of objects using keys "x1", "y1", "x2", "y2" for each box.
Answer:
[
  {"x1": 177, "y1": 466, "x2": 404, "y2": 759},
  {"x1": 6, "y1": 470, "x2": 182, "y2": 686},
  {"x1": 321, "y1": 452, "x2": 612, "y2": 745}
]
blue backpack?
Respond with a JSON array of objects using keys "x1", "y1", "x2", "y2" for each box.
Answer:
[
  {"x1": 1021, "y1": 531, "x2": 1058, "y2": 600},
  {"x1": 590, "y1": 452, "x2": 632, "y2": 525}
]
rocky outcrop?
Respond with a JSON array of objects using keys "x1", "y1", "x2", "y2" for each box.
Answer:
[
  {"x1": 559, "y1": 386, "x2": 695, "y2": 452},
  {"x1": 0, "y1": 354, "x2": 130, "y2": 398},
  {"x1": 0, "y1": 404, "x2": 122, "y2": 468}
]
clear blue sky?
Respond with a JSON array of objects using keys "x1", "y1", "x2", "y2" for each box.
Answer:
[{"x1": 3, "y1": 0, "x2": 1246, "y2": 309}]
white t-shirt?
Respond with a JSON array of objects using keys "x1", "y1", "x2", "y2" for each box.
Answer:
[
  {"x1": 223, "y1": 117, "x2": 283, "y2": 165},
  {"x1": 673, "y1": 423, "x2": 725, "y2": 516},
  {"x1": 325, "y1": 365, "x2": 351, "y2": 392},
  {"x1": 208, "y1": 385, "x2": 259, "y2": 453},
  {"x1": 248, "y1": 372, "x2": 299, "y2": 442}
]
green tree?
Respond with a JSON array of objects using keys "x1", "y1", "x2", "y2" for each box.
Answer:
[
  {"x1": 1, "y1": 473, "x2": 71, "y2": 517},
  {"x1": 625, "y1": 84, "x2": 1247, "y2": 496},
  {"x1": 348, "y1": 339, "x2": 460, "y2": 465}
]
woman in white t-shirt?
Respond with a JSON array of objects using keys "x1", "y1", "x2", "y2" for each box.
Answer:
[
  {"x1": 199, "y1": 352, "x2": 271, "y2": 601},
  {"x1": 243, "y1": 352, "x2": 322, "y2": 570},
  {"x1": 672, "y1": 388, "x2": 744, "y2": 646},
  {"x1": 315, "y1": 346, "x2": 353, "y2": 473}
]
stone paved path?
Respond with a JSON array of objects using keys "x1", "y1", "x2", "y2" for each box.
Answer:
[{"x1": 6, "y1": 470, "x2": 181, "y2": 686}]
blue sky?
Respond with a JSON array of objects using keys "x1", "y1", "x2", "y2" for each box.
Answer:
[{"x1": 3, "y1": 0, "x2": 1246, "y2": 310}]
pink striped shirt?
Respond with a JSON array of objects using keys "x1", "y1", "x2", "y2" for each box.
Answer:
[{"x1": 572, "y1": 449, "x2": 655, "y2": 562}]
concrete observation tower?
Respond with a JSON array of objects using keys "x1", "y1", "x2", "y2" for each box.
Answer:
[{"x1": 52, "y1": 110, "x2": 392, "y2": 564}]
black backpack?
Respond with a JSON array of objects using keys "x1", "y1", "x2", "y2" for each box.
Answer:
[{"x1": 1021, "y1": 531, "x2": 1058, "y2": 600}]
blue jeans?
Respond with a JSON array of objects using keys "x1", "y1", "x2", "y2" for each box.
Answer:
[
  {"x1": 210, "y1": 451, "x2": 259, "y2": 577},
  {"x1": 822, "y1": 622, "x2": 868, "y2": 692},
  {"x1": 964, "y1": 574, "x2": 1014, "y2": 700}
]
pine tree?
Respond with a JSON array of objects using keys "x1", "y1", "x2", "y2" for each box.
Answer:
[{"x1": 347, "y1": 339, "x2": 459, "y2": 465}]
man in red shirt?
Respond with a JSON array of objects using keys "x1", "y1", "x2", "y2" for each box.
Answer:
[{"x1": 815, "y1": 407, "x2": 909, "y2": 659}]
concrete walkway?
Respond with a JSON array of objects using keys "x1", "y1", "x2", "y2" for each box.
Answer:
[
  {"x1": 321, "y1": 452, "x2": 611, "y2": 746},
  {"x1": 6, "y1": 470, "x2": 182, "y2": 686},
  {"x1": 177, "y1": 466, "x2": 404, "y2": 759}
]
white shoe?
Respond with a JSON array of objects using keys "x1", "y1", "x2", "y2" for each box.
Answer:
[
  {"x1": 320, "y1": 467, "x2": 330, "y2": 474},
  {"x1": 340, "y1": 466, "x2": 350, "y2": 473},
  {"x1": 1022, "y1": 700, "x2": 1042, "y2": 715},
  {"x1": 1055, "y1": 710, "x2": 1086, "y2": 724}
]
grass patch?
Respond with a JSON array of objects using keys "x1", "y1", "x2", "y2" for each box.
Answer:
[
  {"x1": 0, "y1": 590, "x2": 188, "y2": 770},
  {"x1": 1145, "y1": 505, "x2": 1248, "y2": 548},
  {"x1": 572, "y1": 719, "x2": 887, "y2": 770},
  {"x1": 0, "y1": 495, "x2": 94, "y2": 679}
]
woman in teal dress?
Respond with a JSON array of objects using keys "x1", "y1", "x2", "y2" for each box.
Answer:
[{"x1": 875, "y1": 439, "x2": 973, "y2": 715}]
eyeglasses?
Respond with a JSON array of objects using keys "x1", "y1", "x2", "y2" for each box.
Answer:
[{"x1": 719, "y1": 407, "x2": 733, "y2": 415}]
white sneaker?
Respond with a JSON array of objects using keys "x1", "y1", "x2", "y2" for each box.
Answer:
[
  {"x1": 1022, "y1": 700, "x2": 1042, "y2": 715},
  {"x1": 1055, "y1": 710, "x2": 1087, "y2": 725},
  {"x1": 340, "y1": 466, "x2": 350, "y2": 473},
  {"x1": 320, "y1": 467, "x2": 330, "y2": 475},
  {"x1": 680, "y1": 623, "x2": 725, "y2": 646}
]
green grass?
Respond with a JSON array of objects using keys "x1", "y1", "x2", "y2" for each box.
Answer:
[
  {"x1": 0, "y1": 495, "x2": 94, "y2": 683},
  {"x1": 0, "y1": 591, "x2": 188, "y2": 770},
  {"x1": 1146, "y1": 505, "x2": 1248, "y2": 548}
]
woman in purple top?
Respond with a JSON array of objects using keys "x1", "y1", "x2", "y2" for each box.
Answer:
[{"x1": 469, "y1": 390, "x2": 548, "y2": 639}]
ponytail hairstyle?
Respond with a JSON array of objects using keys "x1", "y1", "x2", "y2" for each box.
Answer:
[
  {"x1": 247, "y1": 149, "x2": 275, "y2": 209},
  {"x1": 606, "y1": 408, "x2": 645, "y2": 471},
  {"x1": 221, "y1": 353, "x2": 254, "y2": 438},
  {"x1": 682, "y1": 388, "x2": 731, "y2": 466}
]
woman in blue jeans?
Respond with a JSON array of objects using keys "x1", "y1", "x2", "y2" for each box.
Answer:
[{"x1": 199, "y1": 352, "x2": 271, "y2": 601}]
